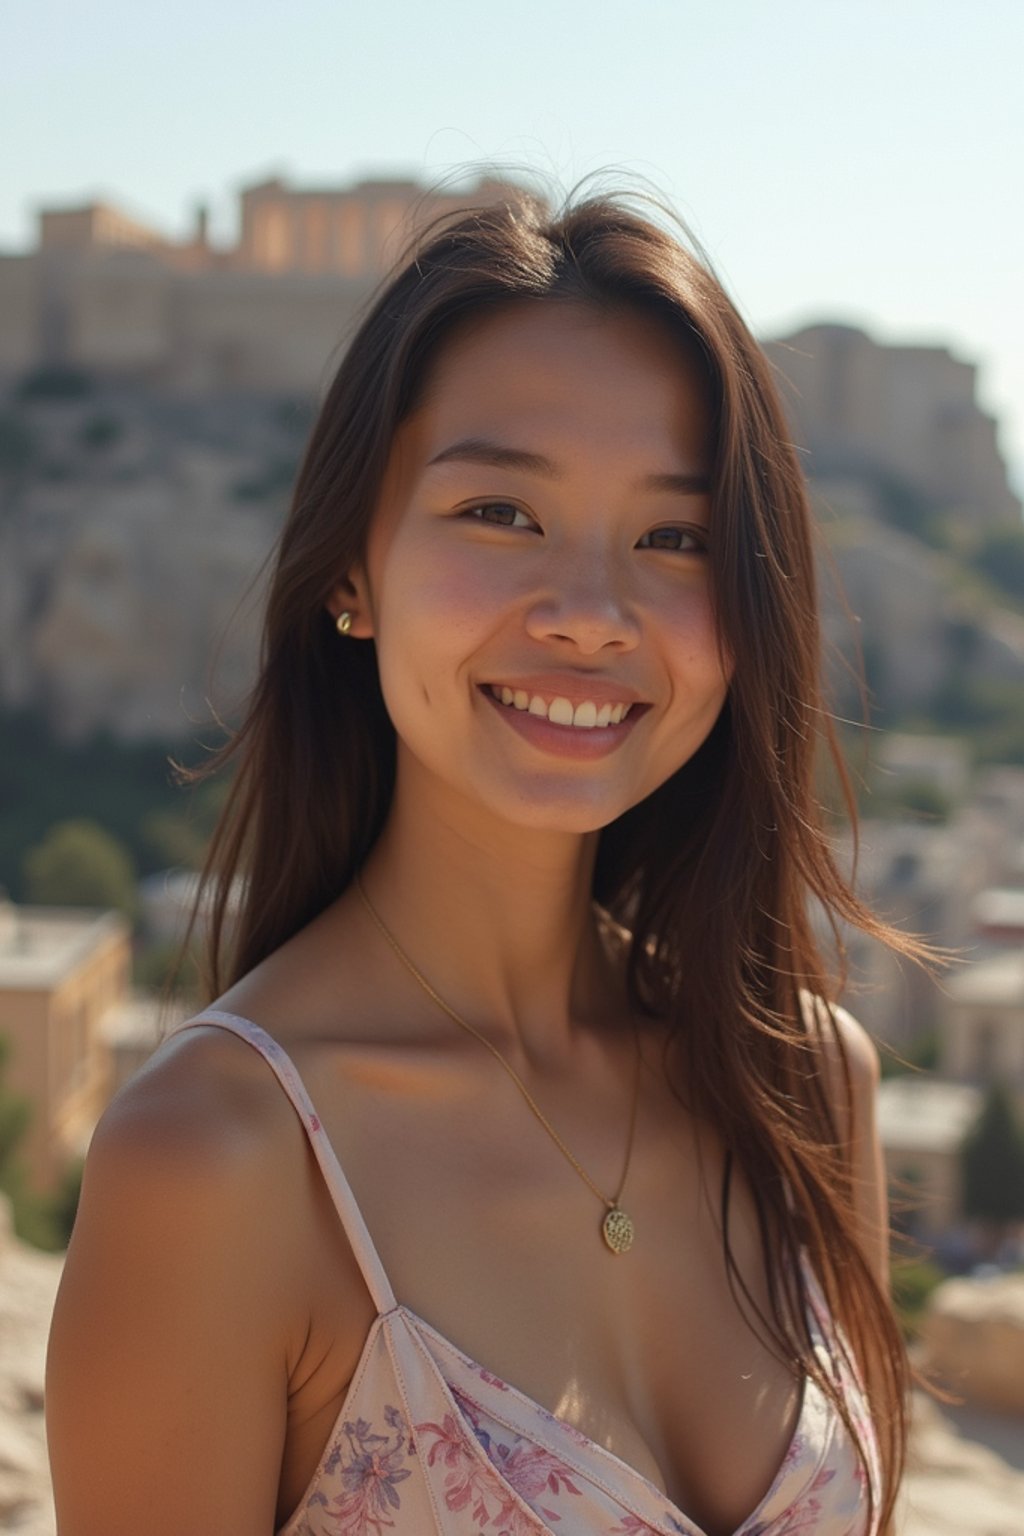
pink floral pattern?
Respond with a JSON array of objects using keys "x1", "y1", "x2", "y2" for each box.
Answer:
[
  {"x1": 280, "y1": 1308, "x2": 879, "y2": 1536},
  {"x1": 303, "y1": 1405, "x2": 413, "y2": 1534},
  {"x1": 450, "y1": 1385, "x2": 585, "y2": 1521},
  {"x1": 416, "y1": 1409, "x2": 548, "y2": 1533}
]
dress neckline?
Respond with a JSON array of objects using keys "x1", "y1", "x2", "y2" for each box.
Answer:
[{"x1": 402, "y1": 1298, "x2": 833, "y2": 1536}]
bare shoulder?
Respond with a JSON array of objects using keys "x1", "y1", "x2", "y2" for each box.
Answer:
[
  {"x1": 798, "y1": 992, "x2": 888, "y2": 1289},
  {"x1": 798, "y1": 992, "x2": 880, "y2": 1131},
  {"x1": 83, "y1": 1021, "x2": 318, "y2": 1218},
  {"x1": 44, "y1": 1025, "x2": 327, "y2": 1534},
  {"x1": 105, "y1": 1018, "x2": 294, "y2": 1140}
]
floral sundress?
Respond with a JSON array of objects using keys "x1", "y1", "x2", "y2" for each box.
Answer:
[{"x1": 165, "y1": 1011, "x2": 882, "y2": 1536}]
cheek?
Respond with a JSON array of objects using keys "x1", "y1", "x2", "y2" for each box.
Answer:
[
  {"x1": 381, "y1": 532, "x2": 525, "y2": 641},
  {"x1": 659, "y1": 578, "x2": 731, "y2": 688},
  {"x1": 370, "y1": 539, "x2": 506, "y2": 717}
]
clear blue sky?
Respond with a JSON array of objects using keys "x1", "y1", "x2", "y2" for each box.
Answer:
[{"x1": 4, "y1": 0, "x2": 1023, "y2": 491}]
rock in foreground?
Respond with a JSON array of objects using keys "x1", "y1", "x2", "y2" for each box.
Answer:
[{"x1": 920, "y1": 1272, "x2": 1024, "y2": 1414}]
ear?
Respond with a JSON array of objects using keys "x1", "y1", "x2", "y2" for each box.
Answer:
[{"x1": 325, "y1": 565, "x2": 374, "y2": 639}]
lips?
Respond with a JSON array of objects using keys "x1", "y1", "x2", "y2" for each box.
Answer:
[{"x1": 477, "y1": 677, "x2": 652, "y2": 763}]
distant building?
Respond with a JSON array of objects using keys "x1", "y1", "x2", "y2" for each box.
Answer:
[
  {"x1": 971, "y1": 888, "x2": 1024, "y2": 947},
  {"x1": 966, "y1": 767, "x2": 1024, "y2": 889},
  {"x1": 829, "y1": 816, "x2": 978, "y2": 1050},
  {"x1": 101, "y1": 990, "x2": 174, "y2": 1099},
  {"x1": 940, "y1": 950, "x2": 1024, "y2": 1090},
  {"x1": 827, "y1": 762, "x2": 1024, "y2": 1055},
  {"x1": 39, "y1": 201, "x2": 167, "y2": 255},
  {"x1": 874, "y1": 733, "x2": 972, "y2": 806},
  {"x1": 0, "y1": 898, "x2": 129, "y2": 1193},
  {"x1": 877, "y1": 1076, "x2": 982, "y2": 1236},
  {"x1": 3, "y1": 177, "x2": 1020, "y2": 536},
  {"x1": 235, "y1": 175, "x2": 517, "y2": 277},
  {"x1": 766, "y1": 322, "x2": 1021, "y2": 530},
  {"x1": 0, "y1": 173, "x2": 532, "y2": 393}
]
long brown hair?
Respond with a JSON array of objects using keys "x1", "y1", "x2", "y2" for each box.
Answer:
[{"x1": 184, "y1": 188, "x2": 930, "y2": 1533}]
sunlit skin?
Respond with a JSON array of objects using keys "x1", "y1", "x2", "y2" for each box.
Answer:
[{"x1": 330, "y1": 301, "x2": 733, "y2": 1067}]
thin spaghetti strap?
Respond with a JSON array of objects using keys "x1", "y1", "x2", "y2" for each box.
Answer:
[{"x1": 164, "y1": 1009, "x2": 398, "y2": 1315}]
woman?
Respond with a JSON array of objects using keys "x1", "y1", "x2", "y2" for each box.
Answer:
[{"x1": 45, "y1": 191, "x2": 921, "y2": 1536}]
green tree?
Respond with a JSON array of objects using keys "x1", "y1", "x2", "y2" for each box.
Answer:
[
  {"x1": 868, "y1": 776, "x2": 952, "y2": 824},
  {"x1": 46, "y1": 1156, "x2": 85, "y2": 1247},
  {"x1": 0, "y1": 707, "x2": 211, "y2": 899},
  {"x1": 0, "y1": 1033, "x2": 60, "y2": 1248},
  {"x1": 23, "y1": 818, "x2": 137, "y2": 918},
  {"x1": 0, "y1": 1035, "x2": 31, "y2": 1172},
  {"x1": 141, "y1": 779, "x2": 228, "y2": 872},
  {"x1": 891, "y1": 1255, "x2": 946, "y2": 1336},
  {"x1": 961, "y1": 1083, "x2": 1024, "y2": 1226}
]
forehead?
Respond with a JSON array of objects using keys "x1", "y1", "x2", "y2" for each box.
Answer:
[{"x1": 403, "y1": 300, "x2": 713, "y2": 470}]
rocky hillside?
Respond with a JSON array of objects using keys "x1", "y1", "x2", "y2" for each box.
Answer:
[
  {"x1": 1, "y1": 383, "x2": 1023, "y2": 747},
  {"x1": 0, "y1": 386, "x2": 296, "y2": 742}
]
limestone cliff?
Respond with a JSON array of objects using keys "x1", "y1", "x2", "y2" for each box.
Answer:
[{"x1": 1, "y1": 387, "x2": 1022, "y2": 745}]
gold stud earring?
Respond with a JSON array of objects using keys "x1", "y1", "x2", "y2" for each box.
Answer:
[{"x1": 336, "y1": 611, "x2": 353, "y2": 635}]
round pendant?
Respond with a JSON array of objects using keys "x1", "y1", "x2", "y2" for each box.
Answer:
[{"x1": 602, "y1": 1206, "x2": 634, "y2": 1254}]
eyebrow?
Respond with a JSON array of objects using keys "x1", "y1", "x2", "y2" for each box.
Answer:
[{"x1": 426, "y1": 437, "x2": 711, "y2": 496}]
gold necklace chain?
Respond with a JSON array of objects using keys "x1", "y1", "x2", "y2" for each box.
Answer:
[{"x1": 355, "y1": 872, "x2": 641, "y2": 1254}]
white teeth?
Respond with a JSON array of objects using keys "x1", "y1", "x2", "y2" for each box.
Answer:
[
  {"x1": 490, "y1": 686, "x2": 636, "y2": 728},
  {"x1": 548, "y1": 697, "x2": 575, "y2": 726}
]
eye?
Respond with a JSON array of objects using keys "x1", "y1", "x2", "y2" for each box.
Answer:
[
  {"x1": 461, "y1": 502, "x2": 538, "y2": 530},
  {"x1": 637, "y1": 525, "x2": 708, "y2": 553}
]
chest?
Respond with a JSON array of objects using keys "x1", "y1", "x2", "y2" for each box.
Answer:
[{"x1": 276, "y1": 1050, "x2": 808, "y2": 1536}]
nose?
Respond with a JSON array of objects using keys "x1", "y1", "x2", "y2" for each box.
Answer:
[{"x1": 523, "y1": 546, "x2": 640, "y2": 654}]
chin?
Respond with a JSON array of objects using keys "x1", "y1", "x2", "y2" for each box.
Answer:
[{"x1": 473, "y1": 780, "x2": 646, "y2": 837}]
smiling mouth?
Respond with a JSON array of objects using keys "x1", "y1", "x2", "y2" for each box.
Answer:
[{"x1": 484, "y1": 684, "x2": 640, "y2": 730}]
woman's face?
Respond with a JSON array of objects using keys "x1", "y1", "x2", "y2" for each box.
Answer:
[{"x1": 341, "y1": 300, "x2": 733, "y2": 835}]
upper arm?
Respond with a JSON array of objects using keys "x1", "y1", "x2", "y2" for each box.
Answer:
[
  {"x1": 802, "y1": 997, "x2": 889, "y2": 1293},
  {"x1": 45, "y1": 1038, "x2": 303, "y2": 1536}
]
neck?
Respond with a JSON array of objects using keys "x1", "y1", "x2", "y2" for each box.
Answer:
[{"x1": 355, "y1": 761, "x2": 627, "y2": 1071}]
